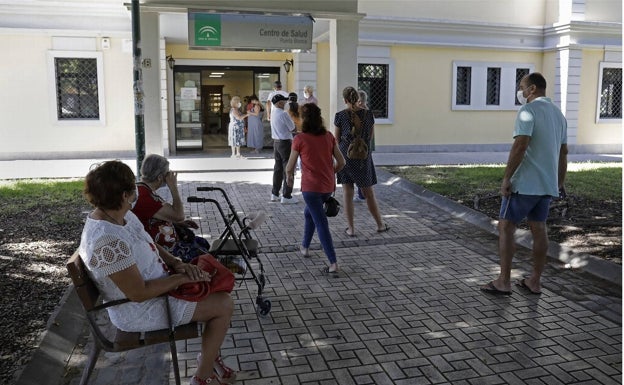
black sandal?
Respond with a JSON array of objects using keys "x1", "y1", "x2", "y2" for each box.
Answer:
[
  {"x1": 321, "y1": 266, "x2": 339, "y2": 276},
  {"x1": 377, "y1": 224, "x2": 390, "y2": 233}
]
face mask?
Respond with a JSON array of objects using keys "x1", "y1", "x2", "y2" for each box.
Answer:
[
  {"x1": 236, "y1": 102, "x2": 242, "y2": 108},
  {"x1": 304, "y1": 92, "x2": 310, "y2": 98},
  {"x1": 516, "y1": 90, "x2": 528, "y2": 105},
  {"x1": 129, "y1": 187, "x2": 139, "y2": 209}
]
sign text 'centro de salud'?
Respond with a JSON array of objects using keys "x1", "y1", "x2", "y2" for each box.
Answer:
[{"x1": 188, "y1": 11, "x2": 313, "y2": 51}]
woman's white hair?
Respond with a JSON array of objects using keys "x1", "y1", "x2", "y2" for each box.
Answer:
[
  {"x1": 141, "y1": 154, "x2": 169, "y2": 182},
  {"x1": 357, "y1": 89, "x2": 368, "y2": 107}
]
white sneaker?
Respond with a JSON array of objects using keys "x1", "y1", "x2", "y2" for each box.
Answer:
[
  {"x1": 270, "y1": 194, "x2": 280, "y2": 202},
  {"x1": 280, "y1": 196, "x2": 298, "y2": 204}
]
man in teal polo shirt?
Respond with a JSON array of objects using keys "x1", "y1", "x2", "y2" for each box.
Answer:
[{"x1": 482, "y1": 72, "x2": 568, "y2": 296}]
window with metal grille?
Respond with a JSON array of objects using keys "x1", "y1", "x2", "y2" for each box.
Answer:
[
  {"x1": 358, "y1": 64, "x2": 388, "y2": 119},
  {"x1": 515, "y1": 68, "x2": 530, "y2": 105},
  {"x1": 55, "y1": 58, "x2": 100, "y2": 120},
  {"x1": 486, "y1": 67, "x2": 501, "y2": 105},
  {"x1": 452, "y1": 61, "x2": 534, "y2": 110},
  {"x1": 599, "y1": 66, "x2": 622, "y2": 119},
  {"x1": 456, "y1": 67, "x2": 471, "y2": 105}
]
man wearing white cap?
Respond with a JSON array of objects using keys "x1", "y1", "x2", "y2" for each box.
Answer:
[
  {"x1": 270, "y1": 94, "x2": 297, "y2": 204},
  {"x1": 266, "y1": 80, "x2": 289, "y2": 121}
]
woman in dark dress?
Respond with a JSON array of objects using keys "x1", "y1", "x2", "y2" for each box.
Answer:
[{"x1": 334, "y1": 86, "x2": 389, "y2": 237}]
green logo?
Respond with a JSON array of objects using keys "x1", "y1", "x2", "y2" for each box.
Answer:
[{"x1": 194, "y1": 14, "x2": 221, "y2": 46}]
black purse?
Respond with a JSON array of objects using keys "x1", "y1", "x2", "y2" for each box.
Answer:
[
  {"x1": 324, "y1": 196, "x2": 340, "y2": 217},
  {"x1": 173, "y1": 222, "x2": 196, "y2": 243}
]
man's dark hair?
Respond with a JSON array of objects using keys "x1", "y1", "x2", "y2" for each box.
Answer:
[{"x1": 527, "y1": 72, "x2": 547, "y2": 90}]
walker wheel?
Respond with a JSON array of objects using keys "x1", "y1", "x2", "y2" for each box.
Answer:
[
  {"x1": 256, "y1": 298, "x2": 271, "y2": 316},
  {"x1": 259, "y1": 274, "x2": 266, "y2": 291}
]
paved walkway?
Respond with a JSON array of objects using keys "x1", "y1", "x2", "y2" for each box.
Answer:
[{"x1": 12, "y1": 151, "x2": 622, "y2": 385}]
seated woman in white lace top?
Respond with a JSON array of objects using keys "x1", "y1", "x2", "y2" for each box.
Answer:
[{"x1": 79, "y1": 160, "x2": 236, "y2": 385}]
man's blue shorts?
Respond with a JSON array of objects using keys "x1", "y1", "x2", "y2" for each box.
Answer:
[{"x1": 499, "y1": 193, "x2": 552, "y2": 224}]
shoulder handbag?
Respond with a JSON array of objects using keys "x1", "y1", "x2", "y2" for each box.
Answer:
[
  {"x1": 346, "y1": 110, "x2": 369, "y2": 160},
  {"x1": 168, "y1": 254, "x2": 235, "y2": 302},
  {"x1": 324, "y1": 195, "x2": 340, "y2": 217}
]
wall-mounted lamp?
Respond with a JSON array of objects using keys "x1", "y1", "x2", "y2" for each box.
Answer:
[
  {"x1": 166, "y1": 55, "x2": 175, "y2": 70},
  {"x1": 283, "y1": 59, "x2": 294, "y2": 73}
]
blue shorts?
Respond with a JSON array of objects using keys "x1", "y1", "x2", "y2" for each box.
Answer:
[{"x1": 499, "y1": 193, "x2": 551, "y2": 224}]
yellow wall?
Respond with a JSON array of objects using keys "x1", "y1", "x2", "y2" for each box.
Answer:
[
  {"x1": 0, "y1": 35, "x2": 135, "y2": 155},
  {"x1": 577, "y1": 49, "x2": 622, "y2": 145},
  {"x1": 316, "y1": 42, "x2": 331, "y2": 128},
  {"x1": 379, "y1": 46, "x2": 543, "y2": 146},
  {"x1": 541, "y1": 51, "x2": 557, "y2": 86}
]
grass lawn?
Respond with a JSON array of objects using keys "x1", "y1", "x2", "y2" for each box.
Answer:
[{"x1": 382, "y1": 162, "x2": 621, "y2": 203}]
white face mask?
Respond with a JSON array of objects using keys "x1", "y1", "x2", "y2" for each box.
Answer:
[
  {"x1": 516, "y1": 90, "x2": 528, "y2": 105},
  {"x1": 304, "y1": 92, "x2": 310, "y2": 98},
  {"x1": 236, "y1": 102, "x2": 242, "y2": 108},
  {"x1": 129, "y1": 188, "x2": 139, "y2": 209}
]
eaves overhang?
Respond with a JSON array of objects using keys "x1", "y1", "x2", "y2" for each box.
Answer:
[
  {"x1": 358, "y1": 16, "x2": 545, "y2": 52},
  {"x1": 544, "y1": 20, "x2": 622, "y2": 50}
]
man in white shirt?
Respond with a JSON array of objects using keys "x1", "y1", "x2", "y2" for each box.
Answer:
[
  {"x1": 269, "y1": 94, "x2": 297, "y2": 204},
  {"x1": 266, "y1": 80, "x2": 289, "y2": 121}
]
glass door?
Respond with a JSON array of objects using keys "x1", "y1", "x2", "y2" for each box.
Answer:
[
  {"x1": 173, "y1": 70, "x2": 203, "y2": 150},
  {"x1": 255, "y1": 71, "x2": 280, "y2": 106}
]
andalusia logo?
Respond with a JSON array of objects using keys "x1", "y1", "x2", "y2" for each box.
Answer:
[{"x1": 195, "y1": 14, "x2": 221, "y2": 46}]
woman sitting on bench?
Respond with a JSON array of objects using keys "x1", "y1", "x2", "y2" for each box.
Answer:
[
  {"x1": 132, "y1": 154, "x2": 210, "y2": 263},
  {"x1": 79, "y1": 160, "x2": 236, "y2": 385}
]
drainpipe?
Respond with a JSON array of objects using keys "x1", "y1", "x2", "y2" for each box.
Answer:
[{"x1": 131, "y1": 0, "x2": 145, "y2": 177}]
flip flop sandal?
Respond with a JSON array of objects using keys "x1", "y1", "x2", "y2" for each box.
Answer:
[
  {"x1": 321, "y1": 266, "x2": 339, "y2": 277},
  {"x1": 516, "y1": 278, "x2": 542, "y2": 295},
  {"x1": 345, "y1": 228, "x2": 356, "y2": 237},
  {"x1": 377, "y1": 224, "x2": 390, "y2": 233},
  {"x1": 480, "y1": 282, "x2": 512, "y2": 296}
]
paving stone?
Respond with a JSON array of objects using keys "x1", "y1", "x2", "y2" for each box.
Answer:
[
  {"x1": 62, "y1": 173, "x2": 621, "y2": 385},
  {"x1": 379, "y1": 361, "x2": 406, "y2": 380}
]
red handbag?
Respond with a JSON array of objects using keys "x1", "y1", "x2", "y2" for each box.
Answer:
[{"x1": 169, "y1": 254, "x2": 235, "y2": 302}]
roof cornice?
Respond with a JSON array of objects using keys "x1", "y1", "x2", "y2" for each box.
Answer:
[
  {"x1": 543, "y1": 20, "x2": 622, "y2": 50},
  {"x1": 358, "y1": 16, "x2": 621, "y2": 52},
  {"x1": 359, "y1": 16, "x2": 544, "y2": 51}
]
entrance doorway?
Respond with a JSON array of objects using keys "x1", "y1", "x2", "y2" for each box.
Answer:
[{"x1": 172, "y1": 66, "x2": 281, "y2": 153}]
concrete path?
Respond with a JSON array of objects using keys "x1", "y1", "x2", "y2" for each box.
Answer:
[
  {"x1": 0, "y1": 151, "x2": 620, "y2": 180},
  {"x1": 11, "y1": 151, "x2": 621, "y2": 385}
]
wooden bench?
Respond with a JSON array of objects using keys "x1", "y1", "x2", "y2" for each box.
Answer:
[{"x1": 66, "y1": 251, "x2": 201, "y2": 385}]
